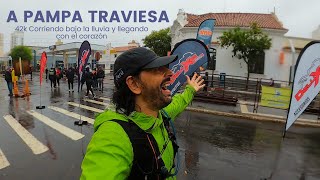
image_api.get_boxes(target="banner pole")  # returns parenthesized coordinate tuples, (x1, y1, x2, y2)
(40, 86, 41, 107)
(74, 41, 91, 126)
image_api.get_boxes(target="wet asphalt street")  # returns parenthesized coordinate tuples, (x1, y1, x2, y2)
(0, 75, 320, 180)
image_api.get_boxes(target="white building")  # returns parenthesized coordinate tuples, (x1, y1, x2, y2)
(10, 31, 24, 50)
(312, 25, 320, 40)
(35, 40, 139, 74)
(0, 33, 4, 57)
(99, 40, 140, 73)
(170, 10, 311, 82)
(38, 42, 105, 69)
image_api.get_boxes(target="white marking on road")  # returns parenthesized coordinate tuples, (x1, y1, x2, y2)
(26, 110, 84, 141)
(3, 115, 48, 155)
(83, 98, 109, 106)
(67, 102, 104, 113)
(99, 97, 110, 101)
(0, 148, 10, 170)
(48, 106, 94, 124)
(239, 100, 249, 113)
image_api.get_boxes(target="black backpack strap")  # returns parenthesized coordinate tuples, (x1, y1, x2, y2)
(161, 110, 179, 158)
(111, 120, 166, 180)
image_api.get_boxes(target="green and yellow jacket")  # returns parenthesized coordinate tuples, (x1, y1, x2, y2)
(81, 85, 196, 180)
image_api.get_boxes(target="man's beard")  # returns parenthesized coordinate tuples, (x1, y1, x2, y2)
(140, 81, 172, 111)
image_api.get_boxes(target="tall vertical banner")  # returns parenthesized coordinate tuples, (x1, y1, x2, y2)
(36, 51, 47, 109)
(285, 41, 320, 132)
(168, 39, 210, 95)
(196, 19, 216, 47)
(196, 19, 215, 70)
(77, 41, 92, 92)
(39, 52, 47, 85)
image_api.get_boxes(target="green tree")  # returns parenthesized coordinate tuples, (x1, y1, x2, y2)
(9, 46, 33, 61)
(143, 28, 171, 56)
(219, 23, 272, 85)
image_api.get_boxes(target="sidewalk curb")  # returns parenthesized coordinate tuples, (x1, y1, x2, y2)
(186, 107, 320, 128)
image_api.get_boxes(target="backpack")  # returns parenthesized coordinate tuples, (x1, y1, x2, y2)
(111, 111, 179, 179)
(4, 70, 12, 82)
(49, 69, 55, 75)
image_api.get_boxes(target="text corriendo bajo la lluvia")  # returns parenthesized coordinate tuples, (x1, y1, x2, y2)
(17, 25, 148, 33)
(15, 25, 149, 39)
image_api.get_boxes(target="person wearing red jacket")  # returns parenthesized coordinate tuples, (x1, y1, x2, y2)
(56, 67, 62, 87)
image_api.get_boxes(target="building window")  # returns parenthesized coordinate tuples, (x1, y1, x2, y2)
(249, 52, 265, 74)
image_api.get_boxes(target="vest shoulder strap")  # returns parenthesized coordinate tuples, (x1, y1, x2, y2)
(161, 110, 179, 157)
(111, 120, 166, 180)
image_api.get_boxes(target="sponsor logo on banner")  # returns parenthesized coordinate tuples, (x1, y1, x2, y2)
(292, 59, 320, 116)
(285, 41, 320, 131)
(196, 19, 215, 47)
(170, 52, 204, 84)
(77, 41, 91, 91)
(294, 59, 320, 101)
(198, 27, 213, 39)
(168, 39, 210, 95)
(79, 49, 90, 73)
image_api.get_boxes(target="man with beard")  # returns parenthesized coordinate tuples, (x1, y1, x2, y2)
(81, 47, 204, 180)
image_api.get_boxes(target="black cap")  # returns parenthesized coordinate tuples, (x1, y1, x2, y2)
(114, 47, 177, 85)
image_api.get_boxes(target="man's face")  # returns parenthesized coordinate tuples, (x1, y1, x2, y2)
(138, 66, 173, 110)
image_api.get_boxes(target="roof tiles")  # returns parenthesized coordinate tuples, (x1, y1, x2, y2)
(185, 13, 287, 30)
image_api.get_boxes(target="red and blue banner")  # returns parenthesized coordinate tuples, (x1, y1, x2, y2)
(39, 51, 47, 86)
(196, 19, 216, 48)
(196, 19, 215, 70)
(77, 41, 91, 92)
(168, 39, 210, 95)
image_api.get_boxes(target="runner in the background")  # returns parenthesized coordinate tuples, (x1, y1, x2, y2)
(48, 67, 56, 88)
(45, 68, 48, 81)
(83, 66, 95, 98)
(56, 67, 62, 87)
(97, 66, 105, 92)
(66, 67, 75, 92)
(4, 67, 13, 96)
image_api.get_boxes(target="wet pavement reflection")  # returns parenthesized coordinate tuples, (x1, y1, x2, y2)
(175, 112, 320, 180)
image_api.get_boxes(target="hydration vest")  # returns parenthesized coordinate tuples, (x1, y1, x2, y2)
(111, 111, 179, 180)
(49, 69, 55, 76)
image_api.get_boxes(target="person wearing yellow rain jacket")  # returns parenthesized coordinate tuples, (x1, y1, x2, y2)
(81, 47, 205, 180)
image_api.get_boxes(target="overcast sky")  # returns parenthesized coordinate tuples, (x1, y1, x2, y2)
(0, 0, 319, 53)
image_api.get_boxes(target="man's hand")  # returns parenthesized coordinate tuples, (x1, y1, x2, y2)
(186, 73, 205, 92)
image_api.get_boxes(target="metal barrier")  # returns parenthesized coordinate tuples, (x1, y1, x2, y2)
(194, 72, 320, 118)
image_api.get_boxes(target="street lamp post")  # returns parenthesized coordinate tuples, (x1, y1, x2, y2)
(33, 49, 36, 69)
